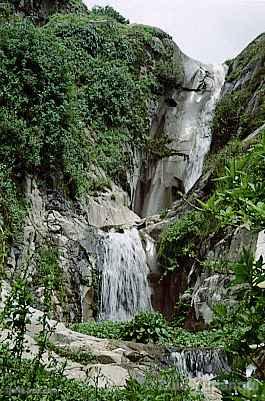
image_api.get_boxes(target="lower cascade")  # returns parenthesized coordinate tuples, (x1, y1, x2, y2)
(169, 348, 230, 378)
(98, 228, 152, 321)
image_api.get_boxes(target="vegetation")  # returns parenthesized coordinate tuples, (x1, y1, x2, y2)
(212, 250, 265, 372)
(0, 2, 184, 259)
(47, 341, 96, 364)
(212, 33, 265, 149)
(72, 312, 173, 344)
(159, 133, 265, 269)
(121, 311, 171, 343)
(0, 246, 204, 400)
(0, 350, 205, 401)
(157, 133, 265, 398)
(3, 0, 88, 21)
(89, 5, 129, 24)
(72, 319, 124, 340)
(72, 312, 237, 349)
(212, 250, 265, 399)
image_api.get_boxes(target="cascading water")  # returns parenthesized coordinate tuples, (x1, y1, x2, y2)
(137, 59, 227, 217)
(183, 63, 228, 192)
(97, 228, 152, 321)
(168, 348, 230, 378)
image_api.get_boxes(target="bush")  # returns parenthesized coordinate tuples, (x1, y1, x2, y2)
(90, 5, 129, 24)
(158, 210, 216, 271)
(121, 312, 171, 343)
(72, 313, 172, 344)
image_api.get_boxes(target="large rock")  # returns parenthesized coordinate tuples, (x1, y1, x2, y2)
(0, 304, 159, 388)
(190, 226, 261, 323)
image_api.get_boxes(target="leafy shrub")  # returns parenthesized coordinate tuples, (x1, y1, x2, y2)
(71, 314, 235, 349)
(219, 378, 265, 401)
(72, 313, 172, 344)
(0, 19, 90, 190)
(158, 210, 217, 270)
(206, 135, 265, 229)
(90, 5, 129, 24)
(121, 312, 172, 343)
(124, 368, 204, 401)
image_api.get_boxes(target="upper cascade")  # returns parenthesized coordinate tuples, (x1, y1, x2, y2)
(134, 57, 227, 217)
(182, 62, 228, 192)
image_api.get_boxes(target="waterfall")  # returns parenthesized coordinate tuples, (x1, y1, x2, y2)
(183, 63, 228, 192)
(169, 348, 230, 378)
(137, 60, 227, 217)
(98, 228, 152, 321)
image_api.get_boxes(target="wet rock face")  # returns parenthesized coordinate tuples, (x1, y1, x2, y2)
(150, 269, 188, 320)
(191, 273, 230, 324)
(188, 226, 261, 324)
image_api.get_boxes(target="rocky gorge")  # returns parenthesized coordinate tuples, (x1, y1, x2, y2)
(0, 1, 265, 400)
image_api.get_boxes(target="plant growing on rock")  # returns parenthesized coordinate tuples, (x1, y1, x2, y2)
(121, 312, 172, 343)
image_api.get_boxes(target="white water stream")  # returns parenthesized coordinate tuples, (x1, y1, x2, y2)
(98, 228, 152, 321)
(183, 63, 228, 192)
(169, 348, 230, 378)
(141, 61, 227, 217)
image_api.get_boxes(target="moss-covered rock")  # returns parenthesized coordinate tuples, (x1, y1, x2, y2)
(212, 33, 265, 150)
